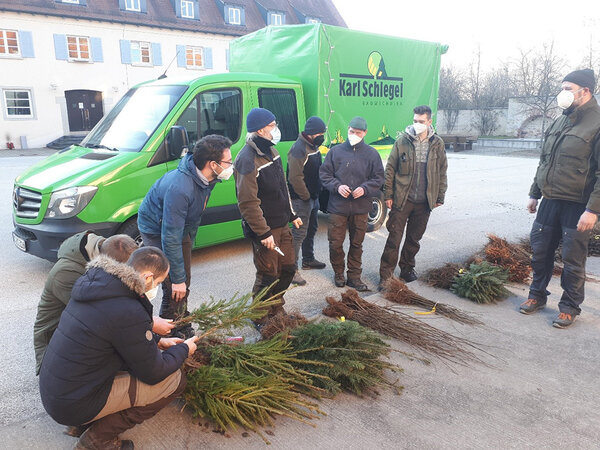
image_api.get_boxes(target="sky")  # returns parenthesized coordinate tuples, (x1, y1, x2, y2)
(331, 0, 599, 72)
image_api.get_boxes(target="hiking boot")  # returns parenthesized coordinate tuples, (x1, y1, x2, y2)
(519, 298, 545, 315)
(75, 428, 134, 450)
(334, 274, 345, 288)
(346, 278, 370, 292)
(302, 259, 326, 270)
(400, 269, 418, 283)
(171, 325, 195, 339)
(553, 312, 577, 329)
(64, 424, 91, 438)
(292, 271, 307, 286)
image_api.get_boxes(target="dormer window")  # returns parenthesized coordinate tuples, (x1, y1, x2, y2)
(228, 6, 241, 24)
(268, 11, 284, 25)
(181, 0, 194, 18)
(125, 0, 140, 11)
(56, 0, 86, 4)
(306, 17, 320, 24)
(61, 0, 80, 4)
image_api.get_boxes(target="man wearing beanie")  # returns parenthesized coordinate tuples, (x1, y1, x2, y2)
(234, 108, 302, 325)
(287, 116, 328, 286)
(320, 116, 385, 291)
(522, 68, 600, 328)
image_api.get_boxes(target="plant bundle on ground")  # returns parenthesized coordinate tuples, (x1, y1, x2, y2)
(289, 320, 402, 396)
(382, 277, 483, 326)
(322, 289, 487, 366)
(421, 263, 464, 289)
(484, 234, 531, 283)
(450, 262, 510, 304)
(184, 365, 324, 444)
(259, 311, 308, 340)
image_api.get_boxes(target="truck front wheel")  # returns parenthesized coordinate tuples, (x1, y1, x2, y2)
(367, 191, 387, 232)
(118, 217, 143, 247)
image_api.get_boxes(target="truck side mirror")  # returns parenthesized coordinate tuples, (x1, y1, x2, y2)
(166, 126, 189, 160)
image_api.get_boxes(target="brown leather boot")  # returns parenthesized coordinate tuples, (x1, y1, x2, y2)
(75, 425, 133, 450)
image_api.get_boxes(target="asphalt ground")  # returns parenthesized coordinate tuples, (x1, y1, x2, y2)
(1, 151, 599, 449)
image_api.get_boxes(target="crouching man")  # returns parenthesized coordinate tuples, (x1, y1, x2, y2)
(39, 247, 198, 449)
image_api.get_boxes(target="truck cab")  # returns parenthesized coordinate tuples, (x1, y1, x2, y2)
(13, 73, 306, 260)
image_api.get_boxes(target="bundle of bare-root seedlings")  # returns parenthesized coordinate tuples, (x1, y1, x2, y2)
(180, 285, 402, 444)
(483, 234, 532, 283)
(421, 263, 464, 289)
(259, 310, 308, 340)
(323, 289, 488, 367)
(382, 277, 483, 326)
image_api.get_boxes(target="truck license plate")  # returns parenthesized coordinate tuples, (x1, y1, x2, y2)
(12, 232, 27, 252)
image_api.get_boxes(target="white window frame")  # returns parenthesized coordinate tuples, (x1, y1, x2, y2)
(67, 35, 90, 62)
(62, 0, 80, 4)
(181, 0, 194, 18)
(125, 0, 141, 12)
(185, 46, 204, 69)
(306, 18, 320, 24)
(0, 29, 20, 58)
(228, 7, 241, 25)
(130, 41, 152, 66)
(270, 12, 283, 26)
(3, 88, 34, 119)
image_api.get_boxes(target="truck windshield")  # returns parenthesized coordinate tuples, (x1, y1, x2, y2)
(80, 85, 188, 152)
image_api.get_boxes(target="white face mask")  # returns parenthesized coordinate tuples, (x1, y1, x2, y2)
(413, 122, 428, 135)
(215, 163, 234, 181)
(270, 126, 281, 145)
(556, 88, 585, 110)
(145, 284, 159, 301)
(348, 133, 362, 146)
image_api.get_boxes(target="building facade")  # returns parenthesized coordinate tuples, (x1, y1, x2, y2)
(0, 0, 345, 149)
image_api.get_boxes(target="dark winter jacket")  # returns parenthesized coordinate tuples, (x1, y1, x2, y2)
(287, 133, 322, 201)
(33, 231, 105, 375)
(234, 135, 296, 240)
(319, 139, 384, 216)
(529, 96, 600, 212)
(138, 153, 217, 283)
(38, 255, 189, 426)
(384, 126, 448, 211)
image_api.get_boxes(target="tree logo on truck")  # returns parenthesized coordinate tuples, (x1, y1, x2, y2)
(339, 51, 403, 102)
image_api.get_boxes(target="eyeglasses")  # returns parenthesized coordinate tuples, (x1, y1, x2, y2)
(219, 160, 233, 166)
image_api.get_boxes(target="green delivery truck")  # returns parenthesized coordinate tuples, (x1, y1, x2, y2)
(12, 24, 446, 261)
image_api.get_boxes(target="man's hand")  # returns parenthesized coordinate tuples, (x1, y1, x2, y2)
(434, 203, 443, 209)
(152, 316, 174, 335)
(385, 199, 393, 209)
(352, 187, 365, 199)
(577, 211, 598, 232)
(261, 235, 275, 250)
(172, 282, 187, 302)
(338, 185, 352, 198)
(527, 198, 538, 214)
(292, 218, 303, 229)
(157, 337, 183, 350)
(184, 336, 199, 357)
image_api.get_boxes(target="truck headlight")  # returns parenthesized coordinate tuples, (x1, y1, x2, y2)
(45, 186, 98, 219)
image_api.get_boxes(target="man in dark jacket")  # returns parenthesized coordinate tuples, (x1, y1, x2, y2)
(138, 134, 232, 338)
(33, 232, 139, 375)
(287, 116, 328, 286)
(320, 116, 385, 291)
(39, 246, 198, 449)
(234, 108, 302, 323)
(379, 105, 448, 288)
(521, 69, 600, 328)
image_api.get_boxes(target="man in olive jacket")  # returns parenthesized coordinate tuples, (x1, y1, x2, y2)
(320, 116, 384, 291)
(521, 69, 600, 328)
(33, 232, 138, 375)
(379, 105, 447, 288)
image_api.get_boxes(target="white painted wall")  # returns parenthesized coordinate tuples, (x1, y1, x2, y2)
(0, 12, 233, 148)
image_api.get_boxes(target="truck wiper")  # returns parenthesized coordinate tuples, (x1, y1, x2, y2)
(85, 143, 119, 152)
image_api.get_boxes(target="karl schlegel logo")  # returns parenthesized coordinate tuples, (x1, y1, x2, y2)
(338, 51, 404, 102)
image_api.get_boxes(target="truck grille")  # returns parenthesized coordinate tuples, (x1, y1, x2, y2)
(13, 187, 42, 219)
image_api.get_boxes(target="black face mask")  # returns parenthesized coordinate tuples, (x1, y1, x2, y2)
(313, 135, 325, 147)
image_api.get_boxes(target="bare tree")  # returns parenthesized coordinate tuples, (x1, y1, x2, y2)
(510, 42, 566, 137)
(438, 66, 465, 133)
(473, 109, 500, 136)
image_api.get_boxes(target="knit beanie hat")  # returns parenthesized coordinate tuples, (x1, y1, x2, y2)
(246, 108, 276, 132)
(563, 69, 596, 91)
(349, 116, 368, 131)
(304, 116, 326, 135)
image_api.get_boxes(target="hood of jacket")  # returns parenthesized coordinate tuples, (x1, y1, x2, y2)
(404, 124, 435, 141)
(56, 231, 105, 265)
(178, 152, 217, 190)
(71, 254, 147, 304)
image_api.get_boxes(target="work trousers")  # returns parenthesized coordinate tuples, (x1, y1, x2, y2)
(141, 233, 192, 324)
(328, 213, 368, 280)
(379, 201, 431, 281)
(528, 198, 590, 315)
(251, 225, 295, 322)
(291, 198, 320, 266)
